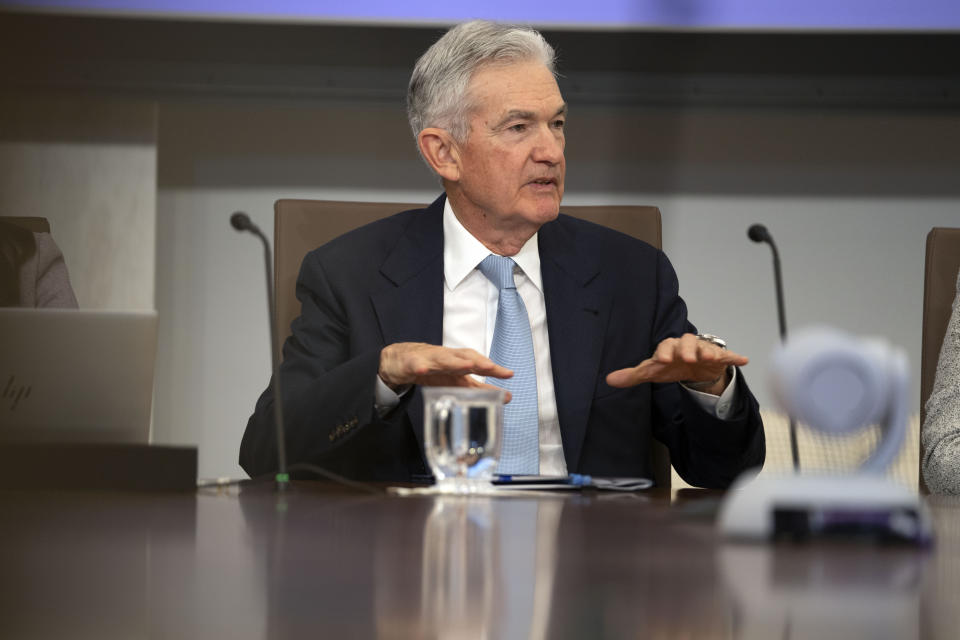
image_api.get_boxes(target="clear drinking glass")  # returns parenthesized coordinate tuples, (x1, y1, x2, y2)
(423, 387, 504, 493)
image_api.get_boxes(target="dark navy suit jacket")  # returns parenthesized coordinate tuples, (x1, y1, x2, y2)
(240, 195, 765, 487)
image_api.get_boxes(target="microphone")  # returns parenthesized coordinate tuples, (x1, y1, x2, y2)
(748, 223, 799, 471)
(231, 211, 289, 489)
(747, 223, 770, 244)
(747, 224, 786, 340)
(230, 211, 255, 232)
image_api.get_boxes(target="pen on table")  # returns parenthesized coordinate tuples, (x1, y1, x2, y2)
(493, 473, 593, 486)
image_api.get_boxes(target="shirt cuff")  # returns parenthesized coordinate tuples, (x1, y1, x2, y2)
(681, 366, 739, 419)
(374, 375, 411, 417)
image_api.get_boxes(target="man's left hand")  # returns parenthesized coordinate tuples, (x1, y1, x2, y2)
(605, 333, 748, 396)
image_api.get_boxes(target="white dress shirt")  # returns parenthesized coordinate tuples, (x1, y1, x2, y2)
(376, 198, 738, 475)
(439, 199, 568, 475)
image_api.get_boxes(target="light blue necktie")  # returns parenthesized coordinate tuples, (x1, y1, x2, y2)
(478, 255, 539, 475)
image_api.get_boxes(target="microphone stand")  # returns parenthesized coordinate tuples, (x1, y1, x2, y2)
(231, 212, 289, 490)
(748, 224, 799, 471)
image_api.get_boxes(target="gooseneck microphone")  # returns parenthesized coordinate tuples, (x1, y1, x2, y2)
(231, 211, 289, 489)
(747, 224, 787, 342)
(748, 223, 799, 471)
(229, 211, 254, 233)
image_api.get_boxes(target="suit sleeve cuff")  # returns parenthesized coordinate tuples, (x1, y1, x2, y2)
(374, 375, 412, 417)
(681, 366, 739, 419)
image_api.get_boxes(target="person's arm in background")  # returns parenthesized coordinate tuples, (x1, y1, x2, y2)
(30, 232, 79, 308)
(1, 222, 77, 309)
(922, 269, 960, 494)
(0, 221, 31, 306)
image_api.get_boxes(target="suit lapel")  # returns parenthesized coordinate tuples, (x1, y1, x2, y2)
(371, 196, 445, 454)
(539, 216, 608, 472)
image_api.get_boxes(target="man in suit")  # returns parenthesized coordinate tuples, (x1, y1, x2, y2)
(240, 20, 764, 487)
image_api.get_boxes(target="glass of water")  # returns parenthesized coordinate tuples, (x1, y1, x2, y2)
(423, 387, 504, 493)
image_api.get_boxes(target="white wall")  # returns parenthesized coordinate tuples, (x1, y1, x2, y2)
(154, 98, 959, 480)
(0, 95, 157, 310)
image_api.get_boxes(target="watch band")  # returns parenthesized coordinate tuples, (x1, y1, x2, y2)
(684, 334, 729, 391)
(696, 333, 727, 349)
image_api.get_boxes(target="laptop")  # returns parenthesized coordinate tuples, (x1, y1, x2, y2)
(0, 308, 158, 444)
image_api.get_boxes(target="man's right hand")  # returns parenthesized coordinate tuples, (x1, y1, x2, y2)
(378, 343, 513, 399)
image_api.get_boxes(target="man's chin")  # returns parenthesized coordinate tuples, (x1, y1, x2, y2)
(525, 193, 562, 222)
(540, 201, 562, 223)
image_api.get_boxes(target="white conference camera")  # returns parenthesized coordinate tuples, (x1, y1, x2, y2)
(718, 326, 931, 545)
(769, 326, 909, 473)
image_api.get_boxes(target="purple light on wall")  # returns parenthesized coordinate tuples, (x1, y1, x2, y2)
(2, 0, 959, 31)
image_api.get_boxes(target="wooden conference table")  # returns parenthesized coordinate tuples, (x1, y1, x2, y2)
(1, 482, 959, 639)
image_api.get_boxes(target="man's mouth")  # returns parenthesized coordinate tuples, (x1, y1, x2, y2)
(529, 178, 557, 186)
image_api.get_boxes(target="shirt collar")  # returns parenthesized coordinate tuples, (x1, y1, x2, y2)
(443, 197, 543, 292)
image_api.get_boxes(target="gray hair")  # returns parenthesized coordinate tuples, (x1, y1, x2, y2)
(407, 20, 557, 146)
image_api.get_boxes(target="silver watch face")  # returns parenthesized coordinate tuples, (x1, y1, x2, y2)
(697, 333, 727, 349)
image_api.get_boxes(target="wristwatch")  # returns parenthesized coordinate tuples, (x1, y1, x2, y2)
(684, 333, 729, 391)
(696, 333, 727, 350)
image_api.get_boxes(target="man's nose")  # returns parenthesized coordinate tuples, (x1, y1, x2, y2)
(532, 125, 564, 164)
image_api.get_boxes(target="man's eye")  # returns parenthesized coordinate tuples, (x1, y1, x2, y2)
(552, 119, 565, 129)
(509, 123, 527, 133)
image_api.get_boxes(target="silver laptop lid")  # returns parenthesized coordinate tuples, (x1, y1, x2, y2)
(0, 308, 158, 444)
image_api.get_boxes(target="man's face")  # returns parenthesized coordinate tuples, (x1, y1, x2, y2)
(450, 60, 566, 243)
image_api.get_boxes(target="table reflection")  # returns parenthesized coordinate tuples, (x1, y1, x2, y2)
(374, 496, 564, 639)
(719, 543, 926, 640)
(0, 490, 199, 639)
(4, 486, 960, 639)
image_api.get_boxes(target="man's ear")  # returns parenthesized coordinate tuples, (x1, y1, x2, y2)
(417, 128, 461, 182)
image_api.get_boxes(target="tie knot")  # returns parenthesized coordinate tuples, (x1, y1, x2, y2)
(478, 255, 518, 291)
